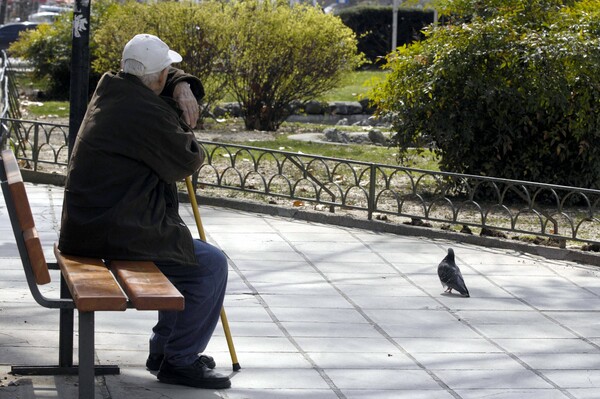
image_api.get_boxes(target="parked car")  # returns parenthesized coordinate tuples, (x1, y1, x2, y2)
(28, 11, 61, 23)
(0, 22, 40, 51)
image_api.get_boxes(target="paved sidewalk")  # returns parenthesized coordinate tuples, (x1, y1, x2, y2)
(1, 183, 600, 399)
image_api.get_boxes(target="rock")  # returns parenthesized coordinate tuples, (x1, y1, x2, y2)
(213, 102, 242, 117)
(582, 243, 600, 252)
(359, 98, 376, 114)
(480, 227, 508, 238)
(403, 218, 432, 227)
(349, 134, 370, 144)
(335, 118, 349, 126)
(304, 100, 324, 115)
(368, 129, 387, 145)
(324, 128, 349, 143)
(460, 225, 473, 234)
(328, 101, 363, 115)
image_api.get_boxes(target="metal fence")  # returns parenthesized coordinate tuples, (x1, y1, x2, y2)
(3, 117, 600, 245)
(0, 51, 26, 149)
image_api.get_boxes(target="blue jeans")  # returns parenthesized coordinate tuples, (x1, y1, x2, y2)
(151, 239, 228, 367)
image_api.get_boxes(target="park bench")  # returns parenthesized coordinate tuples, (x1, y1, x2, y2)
(0, 149, 185, 399)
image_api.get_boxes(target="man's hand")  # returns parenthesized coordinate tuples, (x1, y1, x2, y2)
(173, 82, 199, 129)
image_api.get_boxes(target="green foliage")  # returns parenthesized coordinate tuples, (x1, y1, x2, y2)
(370, 0, 600, 188)
(336, 5, 436, 66)
(10, 0, 116, 99)
(10, 16, 75, 99)
(13, 0, 362, 132)
(219, 0, 364, 131)
(92, 0, 228, 118)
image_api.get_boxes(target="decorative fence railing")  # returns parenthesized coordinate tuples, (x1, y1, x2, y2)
(0, 51, 26, 149)
(3, 117, 600, 246)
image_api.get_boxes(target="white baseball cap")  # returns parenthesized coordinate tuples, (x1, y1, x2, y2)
(122, 34, 182, 76)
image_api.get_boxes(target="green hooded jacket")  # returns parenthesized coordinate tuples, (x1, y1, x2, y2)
(58, 69, 204, 266)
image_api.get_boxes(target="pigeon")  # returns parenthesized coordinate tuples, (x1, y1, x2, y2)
(437, 248, 470, 297)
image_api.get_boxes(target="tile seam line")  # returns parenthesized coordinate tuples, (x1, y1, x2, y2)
(450, 250, 600, 354)
(197, 222, 346, 399)
(222, 254, 346, 399)
(261, 218, 463, 399)
(357, 233, 579, 399)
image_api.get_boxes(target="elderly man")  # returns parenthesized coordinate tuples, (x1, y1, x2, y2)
(58, 34, 230, 389)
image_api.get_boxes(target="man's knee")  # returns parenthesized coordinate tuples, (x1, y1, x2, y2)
(194, 240, 228, 278)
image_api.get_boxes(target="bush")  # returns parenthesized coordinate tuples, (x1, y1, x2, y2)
(10, 15, 79, 99)
(9, 0, 115, 99)
(92, 1, 228, 119)
(370, 0, 600, 188)
(12, 0, 363, 131)
(336, 5, 436, 66)
(219, 0, 364, 131)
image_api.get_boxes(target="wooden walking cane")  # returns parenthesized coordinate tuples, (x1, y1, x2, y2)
(185, 176, 241, 371)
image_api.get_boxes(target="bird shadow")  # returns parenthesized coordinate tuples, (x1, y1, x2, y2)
(440, 291, 469, 298)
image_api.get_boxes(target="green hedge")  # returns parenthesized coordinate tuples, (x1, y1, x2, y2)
(370, 0, 600, 189)
(336, 5, 435, 66)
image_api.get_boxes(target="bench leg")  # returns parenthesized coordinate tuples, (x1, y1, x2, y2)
(59, 276, 74, 367)
(79, 311, 95, 399)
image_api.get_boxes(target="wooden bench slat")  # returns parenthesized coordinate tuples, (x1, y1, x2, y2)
(110, 260, 184, 311)
(23, 227, 51, 285)
(54, 246, 127, 312)
(2, 150, 51, 285)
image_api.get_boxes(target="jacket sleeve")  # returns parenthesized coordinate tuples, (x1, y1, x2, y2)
(139, 115, 205, 183)
(161, 67, 205, 101)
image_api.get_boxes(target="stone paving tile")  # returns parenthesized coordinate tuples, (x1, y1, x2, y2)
(381, 322, 482, 339)
(397, 337, 504, 354)
(2, 183, 600, 399)
(473, 322, 579, 339)
(293, 337, 400, 354)
(279, 321, 380, 338)
(224, 388, 339, 399)
(411, 353, 524, 370)
(229, 368, 332, 389)
(349, 295, 442, 310)
(342, 390, 457, 399)
(494, 338, 599, 354)
(325, 368, 442, 390)
(566, 388, 600, 399)
(518, 353, 600, 370)
(434, 369, 553, 389)
(250, 281, 342, 296)
(454, 389, 572, 399)
(231, 260, 315, 272)
(542, 370, 600, 389)
(268, 307, 368, 324)
(306, 352, 416, 369)
(256, 293, 352, 309)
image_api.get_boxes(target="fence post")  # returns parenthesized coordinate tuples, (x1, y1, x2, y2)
(32, 123, 39, 172)
(368, 164, 376, 220)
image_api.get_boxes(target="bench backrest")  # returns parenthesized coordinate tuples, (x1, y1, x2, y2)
(1, 149, 51, 285)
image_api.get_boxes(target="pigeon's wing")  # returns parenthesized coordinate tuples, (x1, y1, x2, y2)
(447, 268, 470, 297)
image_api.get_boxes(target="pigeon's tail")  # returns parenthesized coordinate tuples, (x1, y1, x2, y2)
(456, 278, 470, 297)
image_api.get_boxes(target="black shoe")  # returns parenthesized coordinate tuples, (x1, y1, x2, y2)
(157, 358, 231, 389)
(146, 353, 216, 371)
